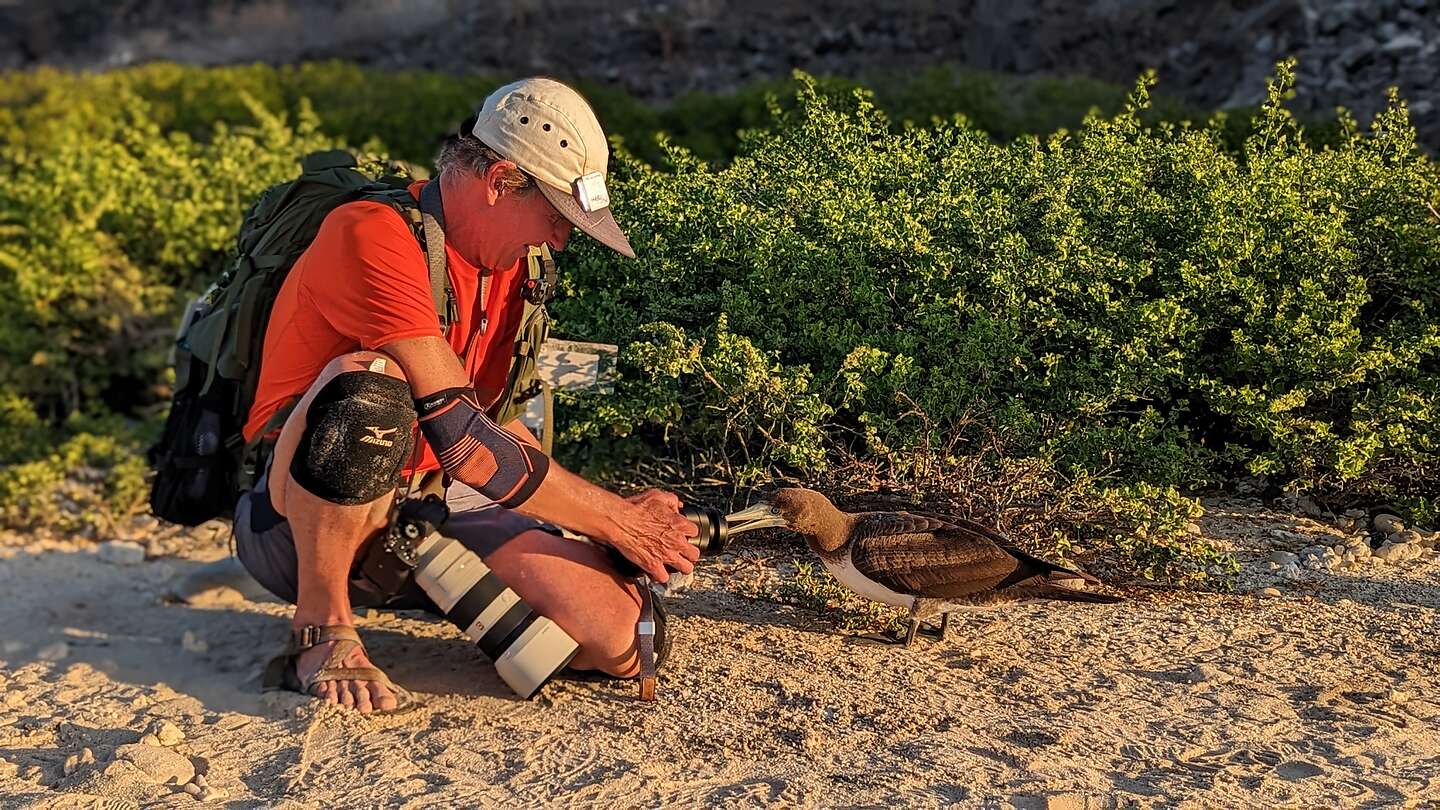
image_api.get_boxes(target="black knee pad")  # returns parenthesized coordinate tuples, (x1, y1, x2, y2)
(291, 370, 414, 505)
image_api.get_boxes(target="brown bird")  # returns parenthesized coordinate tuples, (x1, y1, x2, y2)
(728, 487, 1122, 645)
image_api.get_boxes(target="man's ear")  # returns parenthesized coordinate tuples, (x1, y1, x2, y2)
(481, 159, 520, 205)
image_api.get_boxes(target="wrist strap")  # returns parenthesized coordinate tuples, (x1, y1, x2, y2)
(636, 575, 657, 701)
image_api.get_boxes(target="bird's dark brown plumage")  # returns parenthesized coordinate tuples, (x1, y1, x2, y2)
(846, 510, 1107, 601)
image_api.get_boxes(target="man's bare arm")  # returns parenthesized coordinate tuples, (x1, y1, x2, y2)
(503, 417, 542, 450)
(380, 336, 698, 581)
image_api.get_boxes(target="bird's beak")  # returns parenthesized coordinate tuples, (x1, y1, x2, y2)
(725, 501, 788, 535)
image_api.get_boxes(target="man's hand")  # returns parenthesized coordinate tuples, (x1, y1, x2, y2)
(601, 489, 700, 583)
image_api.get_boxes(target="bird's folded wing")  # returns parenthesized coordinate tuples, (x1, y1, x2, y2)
(851, 527, 1019, 598)
(850, 511, 954, 540)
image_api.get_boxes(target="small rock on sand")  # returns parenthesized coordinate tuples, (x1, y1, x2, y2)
(1268, 550, 1298, 566)
(1372, 514, 1405, 536)
(184, 782, 202, 796)
(114, 742, 195, 785)
(97, 540, 147, 566)
(1374, 541, 1411, 563)
(1259, 587, 1282, 598)
(147, 718, 185, 747)
(1186, 664, 1227, 683)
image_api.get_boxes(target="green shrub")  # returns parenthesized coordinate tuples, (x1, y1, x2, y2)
(0, 84, 338, 419)
(552, 63, 1439, 576)
(0, 429, 149, 533)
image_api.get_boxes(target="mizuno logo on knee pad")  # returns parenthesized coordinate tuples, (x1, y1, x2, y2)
(361, 426, 399, 447)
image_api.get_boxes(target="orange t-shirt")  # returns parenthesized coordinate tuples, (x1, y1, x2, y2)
(243, 181, 527, 474)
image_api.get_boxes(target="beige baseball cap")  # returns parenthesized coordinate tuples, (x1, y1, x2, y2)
(470, 77, 635, 259)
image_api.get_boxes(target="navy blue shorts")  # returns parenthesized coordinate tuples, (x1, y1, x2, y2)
(233, 474, 560, 611)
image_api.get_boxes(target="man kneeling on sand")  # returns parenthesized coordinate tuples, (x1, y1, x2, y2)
(232, 78, 699, 712)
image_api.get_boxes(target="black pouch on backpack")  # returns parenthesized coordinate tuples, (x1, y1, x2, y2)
(147, 353, 243, 526)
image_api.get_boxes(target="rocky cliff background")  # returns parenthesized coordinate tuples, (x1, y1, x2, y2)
(4, 0, 1436, 145)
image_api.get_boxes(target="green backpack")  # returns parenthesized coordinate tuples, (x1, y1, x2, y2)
(147, 149, 554, 526)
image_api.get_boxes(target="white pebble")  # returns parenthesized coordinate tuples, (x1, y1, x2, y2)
(1259, 587, 1282, 598)
(183, 782, 202, 797)
(97, 540, 146, 566)
(139, 733, 161, 747)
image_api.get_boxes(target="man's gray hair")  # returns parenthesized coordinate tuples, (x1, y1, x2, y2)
(436, 134, 535, 195)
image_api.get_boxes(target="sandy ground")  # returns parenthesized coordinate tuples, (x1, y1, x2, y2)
(1, 498, 1438, 808)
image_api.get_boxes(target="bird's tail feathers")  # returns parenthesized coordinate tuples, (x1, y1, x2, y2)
(1004, 545, 1103, 586)
(1025, 584, 1124, 604)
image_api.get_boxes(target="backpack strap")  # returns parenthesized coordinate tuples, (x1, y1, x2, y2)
(417, 180, 456, 336)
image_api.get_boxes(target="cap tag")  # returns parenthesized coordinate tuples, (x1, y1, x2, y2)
(573, 171, 610, 213)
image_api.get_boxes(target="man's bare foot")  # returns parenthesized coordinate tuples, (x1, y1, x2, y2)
(295, 637, 399, 714)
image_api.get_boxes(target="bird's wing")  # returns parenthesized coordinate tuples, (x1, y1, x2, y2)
(850, 522, 1021, 598)
(849, 510, 955, 540)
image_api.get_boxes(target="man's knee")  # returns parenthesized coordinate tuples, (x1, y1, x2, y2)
(290, 357, 415, 505)
(489, 532, 647, 677)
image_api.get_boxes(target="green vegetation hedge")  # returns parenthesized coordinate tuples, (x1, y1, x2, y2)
(0, 59, 1434, 585)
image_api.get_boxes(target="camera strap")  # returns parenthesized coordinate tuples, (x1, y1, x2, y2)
(636, 575, 657, 701)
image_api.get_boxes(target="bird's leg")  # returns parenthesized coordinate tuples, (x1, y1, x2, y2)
(936, 612, 951, 640)
(908, 598, 948, 644)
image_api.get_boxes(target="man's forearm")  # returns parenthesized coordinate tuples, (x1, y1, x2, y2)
(507, 460, 629, 543)
(496, 417, 629, 540)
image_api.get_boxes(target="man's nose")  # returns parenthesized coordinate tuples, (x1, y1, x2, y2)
(550, 223, 573, 252)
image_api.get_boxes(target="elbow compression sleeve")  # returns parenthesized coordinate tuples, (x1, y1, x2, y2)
(415, 387, 550, 508)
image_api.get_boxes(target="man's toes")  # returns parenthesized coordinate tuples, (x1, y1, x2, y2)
(354, 684, 374, 714)
(313, 681, 337, 704)
(337, 681, 355, 709)
(369, 682, 397, 712)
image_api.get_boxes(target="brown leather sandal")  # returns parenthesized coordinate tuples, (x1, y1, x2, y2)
(262, 624, 416, 713)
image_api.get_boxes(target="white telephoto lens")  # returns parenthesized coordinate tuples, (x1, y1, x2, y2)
(411, 532, 578, 698)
